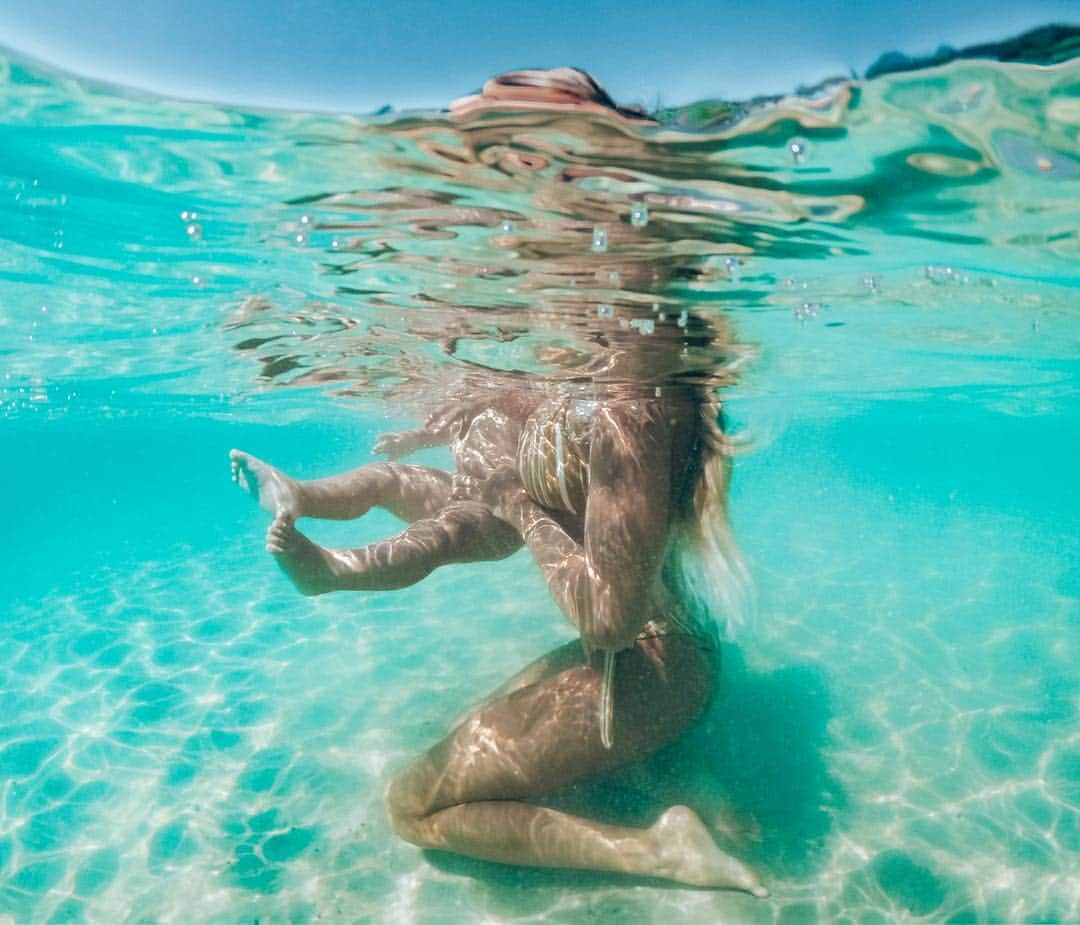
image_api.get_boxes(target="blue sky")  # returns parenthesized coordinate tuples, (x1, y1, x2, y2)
(0, 0, 1074, 112)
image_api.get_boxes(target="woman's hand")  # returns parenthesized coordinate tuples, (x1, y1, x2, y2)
(473, 464, 528, 516)
(580, 601, 644, 654)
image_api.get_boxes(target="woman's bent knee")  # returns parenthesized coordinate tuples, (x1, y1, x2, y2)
(384, 764, 431, 846)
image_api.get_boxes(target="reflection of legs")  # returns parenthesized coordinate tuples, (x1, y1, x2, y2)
(231, 449, 452, 523)
(386, 638, 766, 894)
(267, 501, 523, 596)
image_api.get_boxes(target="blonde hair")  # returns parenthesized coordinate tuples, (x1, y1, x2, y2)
(664, 391, 754, 643)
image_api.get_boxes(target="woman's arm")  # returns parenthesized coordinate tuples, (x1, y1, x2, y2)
(498, 488, 591, 632)
(582, 401, 673, 651)
(497, 399, 675, 653)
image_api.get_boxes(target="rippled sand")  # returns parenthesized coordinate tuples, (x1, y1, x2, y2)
(2, 398, 1077, 924)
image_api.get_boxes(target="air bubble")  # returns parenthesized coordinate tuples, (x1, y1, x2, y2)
(186, 223, 202, 241)
(629, 318, 655, 335)
(925, 265, 966, 284)
(861, 273, 881, 293)
(180, 210, 198, 222)
(295, 232, 308, 246)
(500, 220, 515, 233)
(299, 214, 312, 226)
(331, 239, 341, 250)
(597, 304, 615, 319)
(591, 227, 608, 253)
(788, 138, 809, 164)
(630, 203, 649, 227)
(794, 301, 822, 321)
(677, 310, 688, 328)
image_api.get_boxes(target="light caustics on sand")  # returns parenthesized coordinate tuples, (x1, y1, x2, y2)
(0, 26, 1078, 925)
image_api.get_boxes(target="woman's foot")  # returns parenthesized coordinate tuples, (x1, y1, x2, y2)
(649, 806, 768, 896)
(266, 515, 338, 595)
(230, 449, 301, 518)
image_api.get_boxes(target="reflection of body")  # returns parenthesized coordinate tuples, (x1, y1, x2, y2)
(231, 375, 762, 894)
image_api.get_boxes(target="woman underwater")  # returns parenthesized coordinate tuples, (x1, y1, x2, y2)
(229, 69, 766, 896)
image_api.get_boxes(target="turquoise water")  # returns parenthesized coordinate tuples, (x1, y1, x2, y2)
(2, 41, 1079, 923)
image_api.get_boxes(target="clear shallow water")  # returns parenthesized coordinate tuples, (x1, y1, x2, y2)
(1, 38, 1079, 924)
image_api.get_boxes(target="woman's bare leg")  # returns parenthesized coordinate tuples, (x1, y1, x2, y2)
(266, 501, 523, 596)
(385, 638, 766, 894)
(231, 450, 452, 523)
(448, 640, 584, 732)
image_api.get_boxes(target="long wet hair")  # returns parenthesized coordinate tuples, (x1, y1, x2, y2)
(663, 319, 754, 644)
